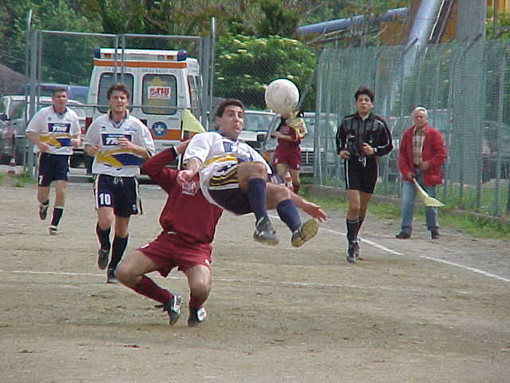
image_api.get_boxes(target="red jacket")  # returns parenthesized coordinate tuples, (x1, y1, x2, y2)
(398, 124, 447, 186)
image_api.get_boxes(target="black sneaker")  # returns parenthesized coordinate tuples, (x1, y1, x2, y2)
(106, 268, 117, 284)
(346, 241, 358, 263)
(253, 217, 278, 245)
(163, 294, 182, 326)
(39, 204, 49, 220)
(396, 231, 411, 239)
(188, 307, 207, 327)
(291, 219, 319, 247)
(48, 225, 58, 235)
(97, 248, 109, 270)
(431, 230, 440, 239)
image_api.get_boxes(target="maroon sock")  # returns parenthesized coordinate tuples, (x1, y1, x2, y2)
(189, 294, 206, 311)
(132, 275, 172, 304)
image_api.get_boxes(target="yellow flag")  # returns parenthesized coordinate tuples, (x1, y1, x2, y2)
(182, 109, 205, 133)
(413, 178, 445, 207)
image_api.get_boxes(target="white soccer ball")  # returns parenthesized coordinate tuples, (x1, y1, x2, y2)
(264, 79, 299, 116)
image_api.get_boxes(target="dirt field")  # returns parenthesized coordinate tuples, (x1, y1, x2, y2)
(1, 172, 509, 383)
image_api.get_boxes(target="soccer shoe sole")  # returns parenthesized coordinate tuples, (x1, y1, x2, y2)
(97, 249, 109, 270)
(291, 219, 319, 248)
(39, 205, 49, 220)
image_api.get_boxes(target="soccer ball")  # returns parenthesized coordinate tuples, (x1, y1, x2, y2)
(264, 79, 299, 116)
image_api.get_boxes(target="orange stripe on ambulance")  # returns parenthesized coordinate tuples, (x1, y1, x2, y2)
(86, 48, 203, 153)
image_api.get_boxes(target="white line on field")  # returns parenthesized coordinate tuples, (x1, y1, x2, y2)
(319, 227, 510, 282)
(0, 269, 441, 293)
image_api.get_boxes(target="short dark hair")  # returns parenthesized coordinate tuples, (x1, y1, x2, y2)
(107, 83, 130, 100)
(215, 98, 245, 118)
(354, 86, 374, 102)
(52, 87, 68, 96)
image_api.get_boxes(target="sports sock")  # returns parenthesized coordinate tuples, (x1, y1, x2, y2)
(276, 199, 301, 232)
(96, 224, 111, 251)
(50, 206, 63, 227)
(346, 218, 360, 243)
(132, 275, 172, 304)
(247, 178, 268, 222)
(109, 234, 129, 270)
(189, 294, 207, 311)
(355, 216, 365, 238)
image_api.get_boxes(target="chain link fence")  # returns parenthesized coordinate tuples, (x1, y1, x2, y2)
(314, 39, 510, 217)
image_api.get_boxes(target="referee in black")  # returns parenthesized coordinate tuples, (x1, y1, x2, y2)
(335, 86, 393, 263)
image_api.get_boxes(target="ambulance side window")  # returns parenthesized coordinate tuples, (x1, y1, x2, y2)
(97, 73, 134, 113)
(142, 75, 177, 115)
(187, 75, 200, 114)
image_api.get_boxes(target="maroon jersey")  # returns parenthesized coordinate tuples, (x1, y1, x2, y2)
(142, 148, 223, 245)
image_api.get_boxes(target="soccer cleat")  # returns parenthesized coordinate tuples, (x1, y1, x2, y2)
(253, 217, 279, 245)
(187, 307, 207, 327)
(97, 248, 109, 270)
(48, 225, 58, 235)
(163, 294, 182, 326)
(346, 241, 358, 263)
(431, 230, 440, 240)
(39, 204, 49, 220)
(106, 268, 117, 284)
(396, 231, 411, 239)
(291, 219, 319, 248)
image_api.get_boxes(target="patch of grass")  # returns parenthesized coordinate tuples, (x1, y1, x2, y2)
(0, 172, 36, 187)
(300, 184, 510, 240)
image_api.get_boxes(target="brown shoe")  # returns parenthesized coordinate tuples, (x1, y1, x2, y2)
(431, 230, 440, 240)
(396, 231, 411, 239)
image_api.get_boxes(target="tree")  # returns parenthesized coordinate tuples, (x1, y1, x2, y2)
(214, 34, 317, 110)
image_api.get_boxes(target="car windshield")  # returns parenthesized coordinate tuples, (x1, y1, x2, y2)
(243, 111, 275, 132)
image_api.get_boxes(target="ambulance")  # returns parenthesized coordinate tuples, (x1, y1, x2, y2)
(85, 48, 205, 154)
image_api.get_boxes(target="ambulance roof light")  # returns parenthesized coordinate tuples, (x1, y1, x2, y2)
(177, 50, 187, 61)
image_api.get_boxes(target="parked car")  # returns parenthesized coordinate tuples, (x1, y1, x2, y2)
(261, 112, 338, 175)
(0, 95, 86, 165)
(237, 109, 277, 152)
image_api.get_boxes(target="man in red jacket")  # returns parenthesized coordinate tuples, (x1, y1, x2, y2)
(396, 107, 447, 240)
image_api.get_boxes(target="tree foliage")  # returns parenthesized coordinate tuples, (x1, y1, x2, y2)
(215, 34, 316, 109)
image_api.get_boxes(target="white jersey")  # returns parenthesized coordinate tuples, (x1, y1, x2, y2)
(183, 131, 272, 206)
(84, 113, 155, 177)
(25, 105, 80, 155)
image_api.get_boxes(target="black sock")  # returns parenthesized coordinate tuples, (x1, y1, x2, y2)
(109, 235, 129, 270)
(247, 178, 268, 222)
(276, 199, 301, 232)
(346, 218, 359, 243)
(96, 224, 111, 251)
(355, 216, 365, 238)
(50, 207, 63, 227)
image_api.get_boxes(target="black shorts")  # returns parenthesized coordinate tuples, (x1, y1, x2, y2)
(344, 157, 378, 194)
(37, 153, 70, 187)
(208, 188, 252, 215)
(94, 174, 140, 217)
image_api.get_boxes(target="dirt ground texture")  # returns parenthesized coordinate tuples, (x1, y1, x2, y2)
(0, 172, 509, 383)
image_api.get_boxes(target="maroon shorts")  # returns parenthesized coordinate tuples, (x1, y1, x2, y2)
(273, 147, 301, 170)
(137, 231, 212, 276)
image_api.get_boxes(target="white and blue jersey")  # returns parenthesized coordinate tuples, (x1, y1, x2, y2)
(84, 113, 155, 177)
(183, 131, 272, 206)
(25, 106, 80, 155)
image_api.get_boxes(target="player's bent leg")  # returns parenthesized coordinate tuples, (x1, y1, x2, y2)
(185, 265, 211, 327)
(117, 250, 181, 325)
(116, 250, 159, 287)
